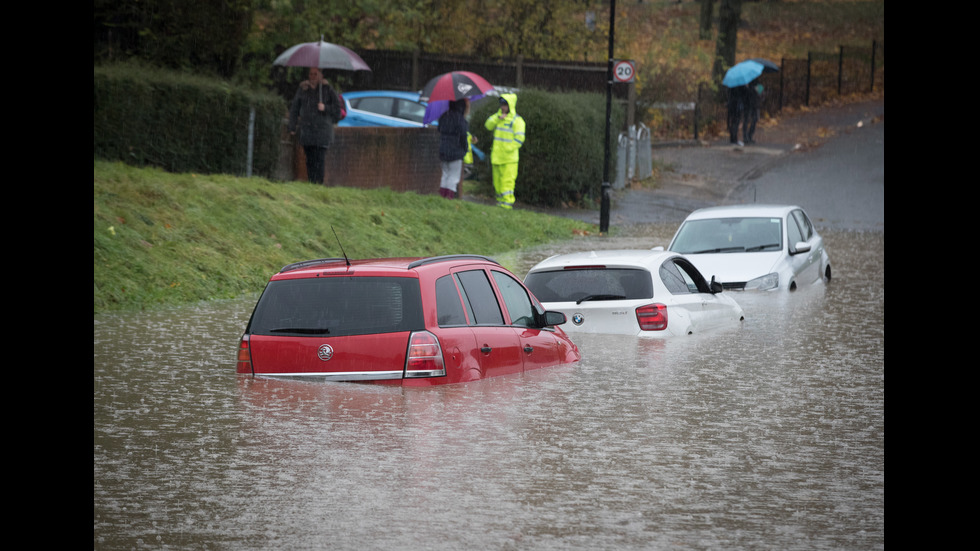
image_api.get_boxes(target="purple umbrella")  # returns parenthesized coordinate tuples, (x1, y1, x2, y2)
(423, 96, 489, 125)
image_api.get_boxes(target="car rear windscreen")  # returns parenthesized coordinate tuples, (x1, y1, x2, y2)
(247, 277, 424, 337)
(524, 268, 653, 302)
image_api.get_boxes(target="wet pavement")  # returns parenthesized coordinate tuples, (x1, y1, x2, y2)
(536, 97, 885, 229)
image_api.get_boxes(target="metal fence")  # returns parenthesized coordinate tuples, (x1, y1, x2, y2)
(355, 51, 623, 98)
(271, 50, 628, 104)
(272, 41, 882, 144)
(690, 40, 884, 141)
(616, 124, 653, 188)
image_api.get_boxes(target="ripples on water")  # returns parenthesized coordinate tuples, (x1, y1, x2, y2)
(94, 227, 883, 550)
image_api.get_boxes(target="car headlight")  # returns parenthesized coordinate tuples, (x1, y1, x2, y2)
(745, 272, 779, 291)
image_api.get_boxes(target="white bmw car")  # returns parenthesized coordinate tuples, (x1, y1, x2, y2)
(524, 250, 744, 337)
(667, 204, 832, 292)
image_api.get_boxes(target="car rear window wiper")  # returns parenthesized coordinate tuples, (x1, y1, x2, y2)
(576, 294, 626, 305)
(269, 327, 331, 334)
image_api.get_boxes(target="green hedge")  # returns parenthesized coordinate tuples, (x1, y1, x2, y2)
(470, 89, 625, 208)
(94, 63, 285, 178)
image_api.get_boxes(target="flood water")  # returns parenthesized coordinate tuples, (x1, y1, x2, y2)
(94, 225, 884, 550)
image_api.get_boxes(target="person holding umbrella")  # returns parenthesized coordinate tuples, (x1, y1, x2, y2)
(288, 67, 344, 184)
(437, 99, 469, 199)
(484, 94, 525, 210)
(722, 60, 774, 146)
(420, 71, 496, 199)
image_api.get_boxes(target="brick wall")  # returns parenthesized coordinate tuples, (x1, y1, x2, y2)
(290, 126, 442, 194)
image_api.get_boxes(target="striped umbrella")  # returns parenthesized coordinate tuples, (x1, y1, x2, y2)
(420, 71, 494, 102)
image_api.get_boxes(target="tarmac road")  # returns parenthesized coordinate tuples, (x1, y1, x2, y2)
(550, 98, 884, 232)
(730, 112, 884, 231)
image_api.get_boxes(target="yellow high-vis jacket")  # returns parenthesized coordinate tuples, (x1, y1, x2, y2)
(484, 93, 525, 165)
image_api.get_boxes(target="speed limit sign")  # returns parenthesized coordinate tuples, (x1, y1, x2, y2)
(613, 60, 636, 83)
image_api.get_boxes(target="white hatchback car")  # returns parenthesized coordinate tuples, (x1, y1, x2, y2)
(524, 250, 744, 337)
(667, 204, 832, 291)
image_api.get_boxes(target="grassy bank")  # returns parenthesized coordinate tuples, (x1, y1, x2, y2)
(94, 161, 596, 314)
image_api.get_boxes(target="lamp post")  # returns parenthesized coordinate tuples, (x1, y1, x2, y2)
(600, 0, 616, 234)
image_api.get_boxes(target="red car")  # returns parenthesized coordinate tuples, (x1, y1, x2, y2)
(237, 255, 580, 385)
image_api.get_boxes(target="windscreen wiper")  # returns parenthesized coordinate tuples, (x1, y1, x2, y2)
(269, 327, 331, 334)
(576, 294, 626, 305)
(690, 246, 745, 254)
(744, 243, 780, 252)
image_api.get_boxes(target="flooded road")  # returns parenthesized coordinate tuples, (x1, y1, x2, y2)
(94, 226, 883, 550)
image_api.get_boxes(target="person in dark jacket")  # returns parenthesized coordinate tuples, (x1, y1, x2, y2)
(437, 99, 469, 199)
(288, 67, 343, 184)
(727, 84, 750, 146)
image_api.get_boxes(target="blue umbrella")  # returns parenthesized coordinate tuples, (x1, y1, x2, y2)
(722, 60, 765, 87)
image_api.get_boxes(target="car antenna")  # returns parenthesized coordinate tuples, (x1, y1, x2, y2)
(332, 226, 351, 267)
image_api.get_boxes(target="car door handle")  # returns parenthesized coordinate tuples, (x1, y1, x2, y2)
(480, 346, 492, 354)
(524, 345, 534, 354)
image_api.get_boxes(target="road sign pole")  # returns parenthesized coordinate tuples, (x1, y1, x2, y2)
(601, 0, 616, 234)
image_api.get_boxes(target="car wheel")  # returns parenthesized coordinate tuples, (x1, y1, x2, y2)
(824, 264, 832, 282)
(789, 280, 797, 291)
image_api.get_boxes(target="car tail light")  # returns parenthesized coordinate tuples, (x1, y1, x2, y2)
(236, 335, 253, 374)
(405, 331, 447, 378)
(636, 304, 668, 331)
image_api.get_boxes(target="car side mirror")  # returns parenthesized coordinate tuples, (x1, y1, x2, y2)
(790, 242, 811, 255)
(543, 310, 567, 327)
(709, 276, 723, 294)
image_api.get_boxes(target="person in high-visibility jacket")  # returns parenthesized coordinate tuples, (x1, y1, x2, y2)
(484, 94, 525, 209)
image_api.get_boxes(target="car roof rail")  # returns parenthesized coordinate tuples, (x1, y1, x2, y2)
(407, 254, 499, 269)
(279, 258, 349, 273)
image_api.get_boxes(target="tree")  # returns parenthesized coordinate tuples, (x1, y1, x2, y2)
(94, 0, 253, 78)
(711, 0, 742, 85)
(699, 0, 714, 40)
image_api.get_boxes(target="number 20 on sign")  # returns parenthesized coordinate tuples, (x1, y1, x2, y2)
(614, 60, 636, 83)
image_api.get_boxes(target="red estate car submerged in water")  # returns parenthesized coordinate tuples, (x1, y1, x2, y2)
(237, 255, 580, 386)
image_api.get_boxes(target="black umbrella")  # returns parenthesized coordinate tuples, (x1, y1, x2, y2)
(748, 58, 780, 73)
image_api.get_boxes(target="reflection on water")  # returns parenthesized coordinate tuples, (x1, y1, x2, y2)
(94, 227, 883, 550)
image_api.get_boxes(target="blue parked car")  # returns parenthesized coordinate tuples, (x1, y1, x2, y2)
(338, 90, 429, 128)
(337, 89, 486, 162)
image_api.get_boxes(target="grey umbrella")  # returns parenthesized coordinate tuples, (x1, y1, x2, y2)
(273, 37, 371, 71)
(273, 37, 371, 102)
